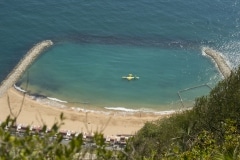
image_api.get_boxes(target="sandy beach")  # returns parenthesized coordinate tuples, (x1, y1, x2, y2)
(0, 40, 167, 136)
(0, 40, 230, 136)
(0, 87, 165, 136)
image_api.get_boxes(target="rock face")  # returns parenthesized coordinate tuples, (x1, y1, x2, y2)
(0, 40, 53, 97)
(203, 47, 231, 79)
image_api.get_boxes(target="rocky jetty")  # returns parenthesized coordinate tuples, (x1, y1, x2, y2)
(203, 47, 231, 78)
(0, 40, 53, 97)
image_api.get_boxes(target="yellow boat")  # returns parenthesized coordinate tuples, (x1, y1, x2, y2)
(122, 74, 139, 81)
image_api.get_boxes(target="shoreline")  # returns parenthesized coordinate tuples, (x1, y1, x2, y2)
(13, 84, 178, 115)
(202, 47, 231, 78)
(0, 41, 232, 135)
(0, 87, 168, 136)
(0, 40, 53, 97)
(14, 83, 177, 116)
(0, 40, 173, 135)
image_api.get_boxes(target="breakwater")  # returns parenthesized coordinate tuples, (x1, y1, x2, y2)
(0, 40, 53, 97)
(203, 47, 231, 79)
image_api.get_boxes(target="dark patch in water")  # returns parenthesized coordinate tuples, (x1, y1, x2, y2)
(33, 81, 60, 93)
(53, 33, 214, 50)
(29, 93, 47, 99)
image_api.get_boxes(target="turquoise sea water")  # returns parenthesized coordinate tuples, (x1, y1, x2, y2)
(1, 1, 240, 112)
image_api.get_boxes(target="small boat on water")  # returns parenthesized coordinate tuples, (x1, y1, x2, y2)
(122, 74, 139, 81)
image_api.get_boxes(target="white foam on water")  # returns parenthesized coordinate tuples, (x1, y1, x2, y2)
(219, 40, 240, 69)
(201, 46, 232, 79)
(47, 97, 68, 103)
(32, 97, 66, 109)
(105, 107, 139, 112)
(104, 106, 177, 115)
(0, 40, 53, 97)
(14, 84, 27, 93)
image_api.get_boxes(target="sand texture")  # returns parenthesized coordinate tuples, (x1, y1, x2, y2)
(0, 40, 169, 136)
(0, 88, 164, 136)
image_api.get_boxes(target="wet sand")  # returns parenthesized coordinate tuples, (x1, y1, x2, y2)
(0, 40, 169, 136)
(0, 87, 165, 136)
(2, 42, 232, 136)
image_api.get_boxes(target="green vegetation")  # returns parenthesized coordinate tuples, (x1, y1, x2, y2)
(0, 114, 84, 160)
(0, 113, 123, 160)
(124, 66, 240, 159)
(1, 67, 240, 159)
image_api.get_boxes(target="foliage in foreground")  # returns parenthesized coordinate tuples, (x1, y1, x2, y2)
(0, 113, 119, 160)
(2, 67, 240, 159)
(124, 67, 240, 159)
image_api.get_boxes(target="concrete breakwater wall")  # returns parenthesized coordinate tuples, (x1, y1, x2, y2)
(0, 40, 53, 97)
(203, 47, 231, 79)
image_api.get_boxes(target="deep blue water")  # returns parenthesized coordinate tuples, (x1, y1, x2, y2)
(1, 1, 240, 111)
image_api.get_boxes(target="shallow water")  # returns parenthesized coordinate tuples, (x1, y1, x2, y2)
(17, 42, 217, 111)
(1, 0, 240, 111)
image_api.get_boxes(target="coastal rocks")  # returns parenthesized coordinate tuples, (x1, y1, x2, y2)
(203, 47, 231, 79)
(0, 40, 53, 97)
